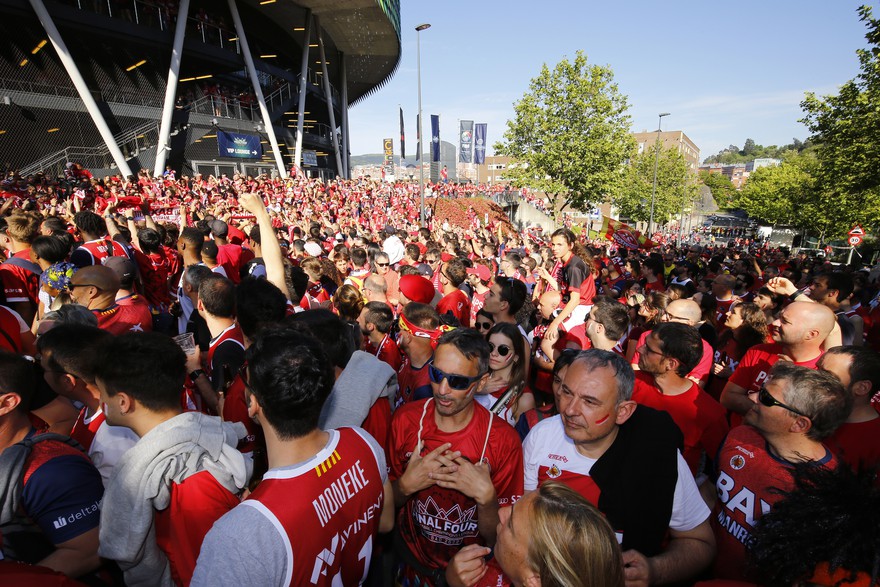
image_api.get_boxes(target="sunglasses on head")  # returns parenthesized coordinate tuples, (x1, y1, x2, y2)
(428, 363, 484, 390)
(488, 342, 511, 357)
(475, 321, 493, 330)
(756, 386, 809, 418)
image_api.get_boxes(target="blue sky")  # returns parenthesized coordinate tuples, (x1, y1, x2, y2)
(348, 0, 871, 161)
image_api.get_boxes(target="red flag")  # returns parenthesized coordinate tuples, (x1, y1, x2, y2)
(599, 216, 655, 249)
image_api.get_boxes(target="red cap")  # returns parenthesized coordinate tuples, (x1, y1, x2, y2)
(399, 275, 436, 305)
(466, 265, 491, 282)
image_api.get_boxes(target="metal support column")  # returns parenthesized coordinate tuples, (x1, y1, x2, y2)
(227, 0, 286, 178)
(340, 52, 349, 178)
(293, 11, 311, 171)
(154, 0, 190, 176)
(314, 15, 344, 177)
(29, 0, 133, 177)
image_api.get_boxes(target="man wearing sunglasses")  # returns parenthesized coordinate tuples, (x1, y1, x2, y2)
(389, 329, 524, 587)
(712, 362, 849, 582)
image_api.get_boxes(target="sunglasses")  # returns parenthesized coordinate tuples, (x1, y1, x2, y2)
(376, 262, 389, 267)
(428, 363, 484, 391)
(475, 321, 493, 330)
(488, 342, 511, 357)
(755, 386, 809, 418)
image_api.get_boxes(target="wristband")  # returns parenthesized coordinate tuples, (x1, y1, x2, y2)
(788, 289, 804, 303)
(189, 369, 205, 381)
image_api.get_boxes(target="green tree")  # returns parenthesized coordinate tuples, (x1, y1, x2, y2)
(800, 5, 880, 236)
(613, 143, 699, 225)
(735, 155, 816, 228)
(699, 171, 736, 207)
(494, 51, 635, 219)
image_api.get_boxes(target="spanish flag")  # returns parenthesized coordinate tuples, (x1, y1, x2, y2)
(599, 216, 655, 250)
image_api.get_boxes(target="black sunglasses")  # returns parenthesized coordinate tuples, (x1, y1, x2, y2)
(428, 363, 484, 391)
(488, 342, 511, 357)
(756, 387, 808, 418)
(376, 262, 389, 267)
(475, 321, 493, 330)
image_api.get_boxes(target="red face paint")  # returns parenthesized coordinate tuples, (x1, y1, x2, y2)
(595, 414, 610, 425)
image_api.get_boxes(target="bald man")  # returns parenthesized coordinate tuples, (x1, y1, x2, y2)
(70, 265, 152, 335)
(631, 299, 715, 387)
(720, 301, 836, 416)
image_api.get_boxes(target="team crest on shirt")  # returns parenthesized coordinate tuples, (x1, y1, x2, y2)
(729, 454, 746, 470)
(546, 464, 562, 479)
(414, 497, 479, 544)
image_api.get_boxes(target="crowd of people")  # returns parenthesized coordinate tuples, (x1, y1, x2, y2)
(0, 164, 878, 587)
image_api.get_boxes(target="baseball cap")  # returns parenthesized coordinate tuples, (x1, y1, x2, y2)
(210, 219, 229, 238)
(104, 256, 136, 290)
(399, 275, 435, 305)
(466, 265, 491, 282)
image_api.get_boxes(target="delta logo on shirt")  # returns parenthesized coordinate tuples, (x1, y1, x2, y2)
(414, 496, 479, 545)
(52, 500, 101, 529)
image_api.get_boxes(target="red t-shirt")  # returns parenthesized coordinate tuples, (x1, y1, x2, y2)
(365, 334, 403, 373)
(216, 243, 244, 284)
(632, 372, 729, 475)
(94, 301, 153, 335)
(728, 343, 823, 395)
(436, 289, 471, 327)
(69, 407, 105, 452)
(389, 400, 523, 580)
(394, 357, 433, 410)
(154, 470, 240, 586)
(133, 249, 171, 307)
(221, 374, 261, 455)
(0, 249, 39, 306)
(825, 416, 880, 472)
(470, 290, 488, 325)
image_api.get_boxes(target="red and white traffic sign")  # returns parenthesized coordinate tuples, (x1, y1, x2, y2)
(848, 235, 863, 247)
(848, 225, 865, 237)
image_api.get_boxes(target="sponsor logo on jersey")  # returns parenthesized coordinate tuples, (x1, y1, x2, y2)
(547, 453, 569, 463)
(52, 500, 101, 529)
(729, 454, 746, 470)
(546, 464, 562, 479)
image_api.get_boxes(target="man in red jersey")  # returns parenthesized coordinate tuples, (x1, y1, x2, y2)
(721, 301, 836, 418)
(187, 274, 245, 414)
(712, 363, 849, 581)
(390, 328, 523, 586)
(818, 345, 880, 471)
(437, 258, 471, 327)
(0, 211, 42, 324)
(69, 265, 152, 335)
(210, 220, 248, 284)
(70, 211, 128, 267)
(634, 322, 729, 478)
(359, 301, 403, 372)
(193, 327, 392, 586)
(95, 332, 251, 587)
(395, 303, 440, 408)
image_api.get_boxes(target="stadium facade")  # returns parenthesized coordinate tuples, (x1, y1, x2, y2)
(0, 0, 401, 180)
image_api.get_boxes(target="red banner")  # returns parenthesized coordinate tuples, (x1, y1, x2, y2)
(599, 216, 655, 249)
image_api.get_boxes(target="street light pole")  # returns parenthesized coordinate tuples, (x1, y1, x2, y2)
(416, 23, 431, 227)
(648, 112, 670, 237)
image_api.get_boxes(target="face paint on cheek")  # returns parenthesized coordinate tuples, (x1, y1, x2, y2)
(595, 414, 610, 425)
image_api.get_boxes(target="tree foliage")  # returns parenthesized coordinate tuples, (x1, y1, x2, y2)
(495, 51, 635, 218)
(703, 138, 814, 164)
(613, 143, 700, 225)
(734, 154, 818, 229)
(699, 171, 736, 207)
(799, 4, 880, 235)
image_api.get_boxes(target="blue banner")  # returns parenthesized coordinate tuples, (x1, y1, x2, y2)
(474, 123, 487, 165)
(459, 120, 473, 163)
(431, 115, 440, 162)
(217, 130, 261, 159)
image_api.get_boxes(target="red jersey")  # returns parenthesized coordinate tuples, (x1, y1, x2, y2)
(216, 243, 244, 284)
(0, 305, 25, 353)
(69, 407, 105, 452)
(133, 249, 171, 308)
(154, 470, 240, 586)
(632, 372, 729, 475)
(221, 373, 261, 455)
(715, 297, 736, 329)
(470, 290, 488, 325)
(825, 416, 880, 472)
(94, 302, 152, 335)
(365, 334, 402, 373)
(631, 330, 714, 384)
(0, 249, 40, 306)
(242, 427, 386, 585)
(206, 323, 245, 379)
(712, 425, 836, 581)
(728, 343, 823, 395)
(71, 238, 127, 267)
(436, 289, 471, 327)
(394, 357, 433, 410)
(552, 254, 595, 306)
(389, 400, 523, 580)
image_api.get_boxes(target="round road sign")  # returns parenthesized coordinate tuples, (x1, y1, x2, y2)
(848, 235, 863, 247)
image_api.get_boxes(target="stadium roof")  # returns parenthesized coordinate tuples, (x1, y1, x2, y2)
(242, 0, 401, 105)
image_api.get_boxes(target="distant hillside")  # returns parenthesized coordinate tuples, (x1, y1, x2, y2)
(349, 153, 386, 166)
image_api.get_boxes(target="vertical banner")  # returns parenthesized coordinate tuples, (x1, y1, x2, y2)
(399, 107, 406, 161)
(474, 123, 487, 165)
(383, 138, 393, 176)
(415, 114, 420, 161)
(459, 120, 474, 163)
(431, 115, 441, 162)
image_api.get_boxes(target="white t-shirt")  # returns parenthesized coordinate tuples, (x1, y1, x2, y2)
(89, 420, 140, 487)
(523, 415, 709, 535)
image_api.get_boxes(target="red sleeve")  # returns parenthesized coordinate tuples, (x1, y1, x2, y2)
(728, 346, 766, 390)
(630, 330, 650, 365)
(361, 399, 392, 464)
(488, 420, 524, 504)
(690, 339, 714, 383)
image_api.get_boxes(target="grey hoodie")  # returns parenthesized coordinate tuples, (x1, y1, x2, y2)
(319, 350, 398, 430)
